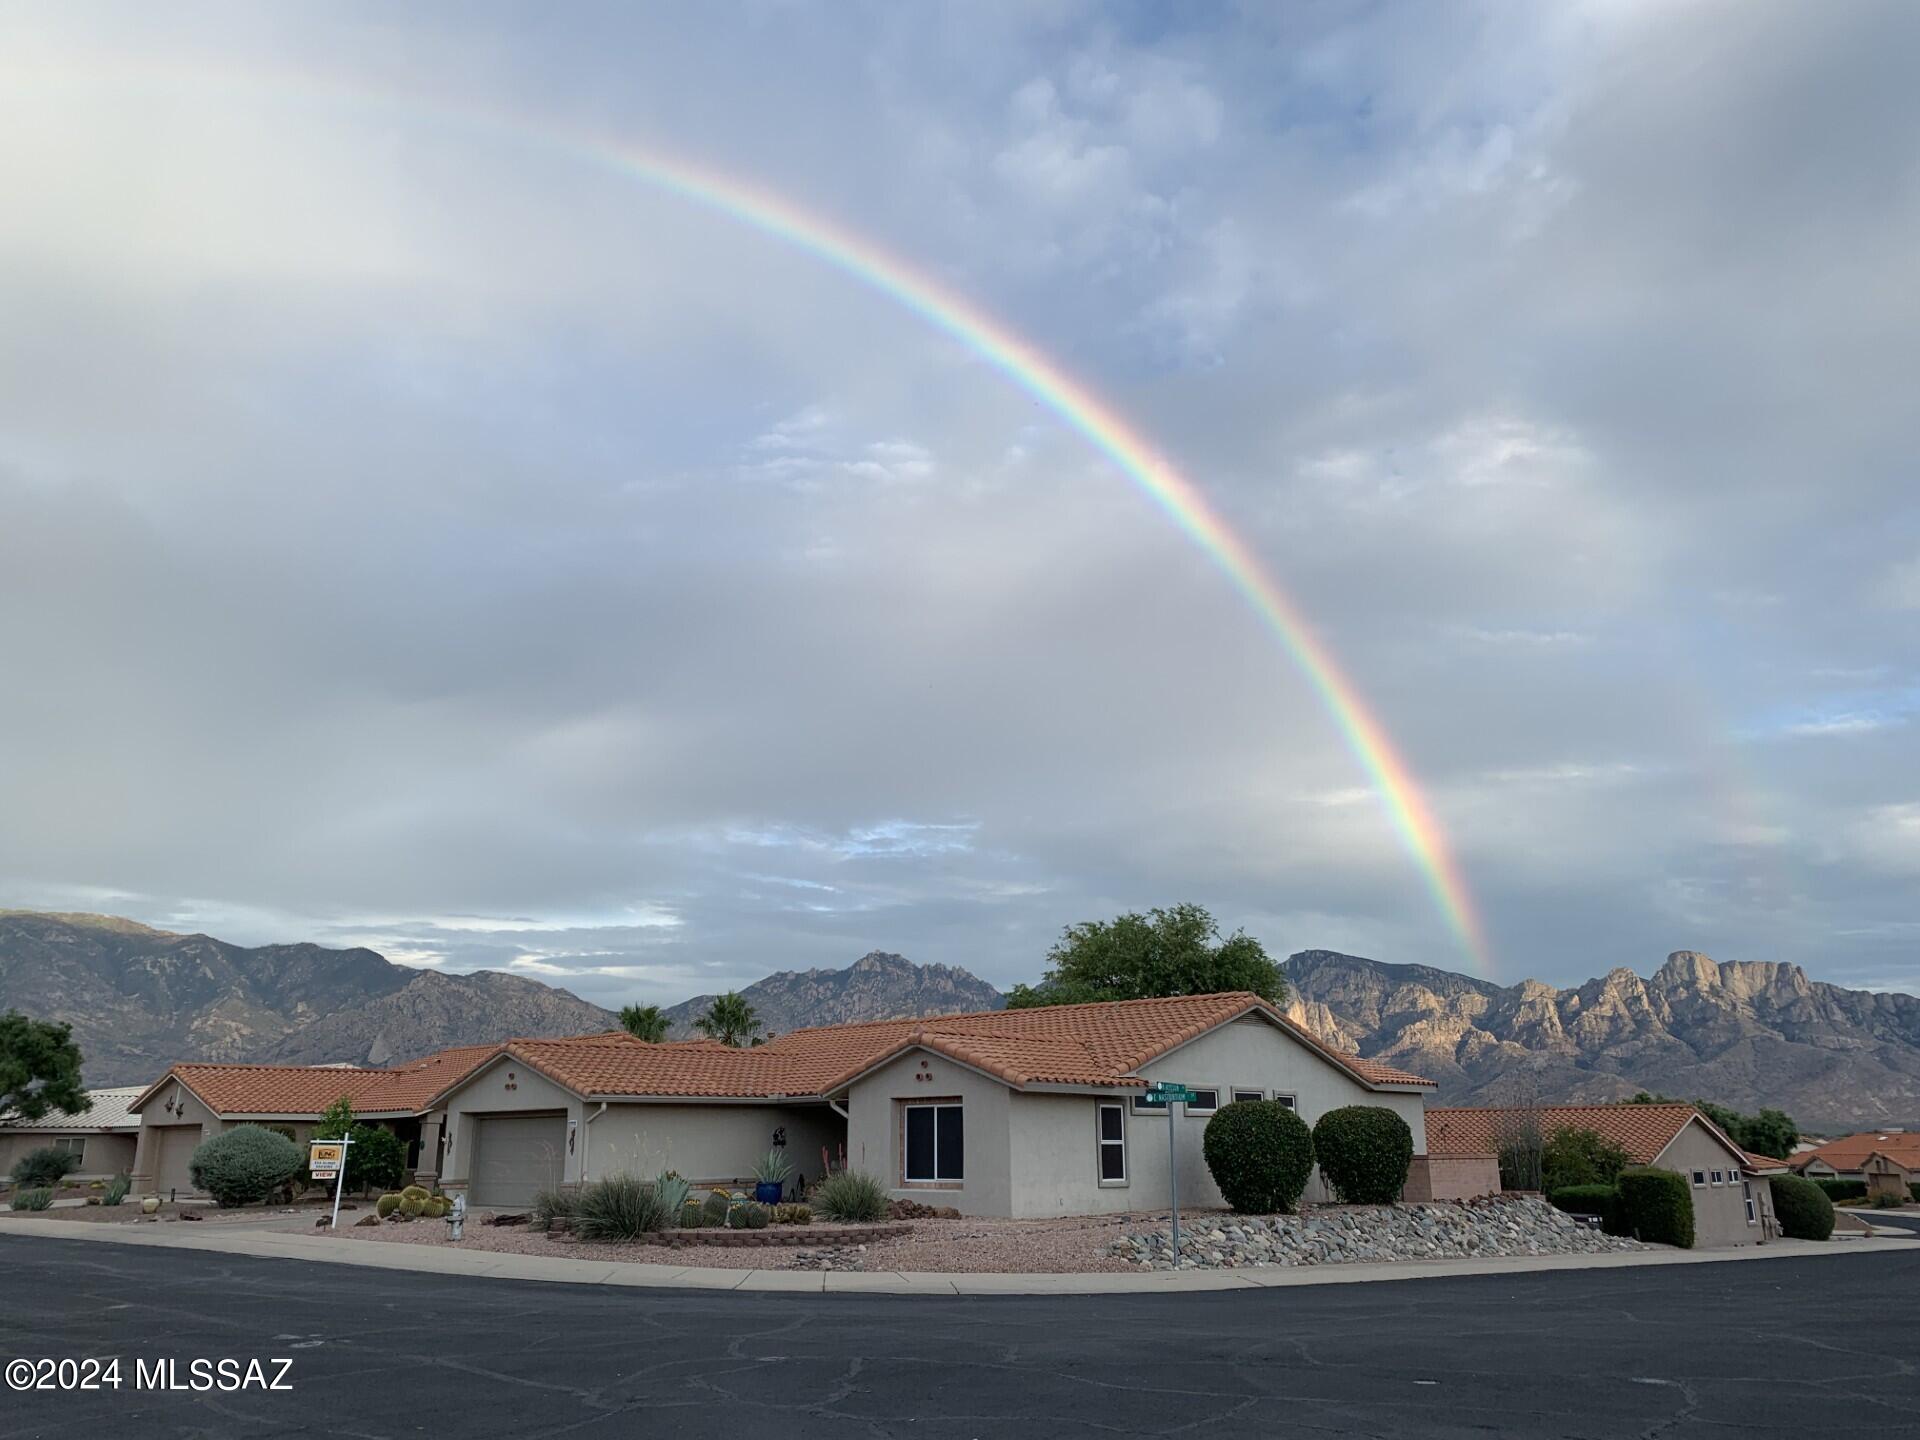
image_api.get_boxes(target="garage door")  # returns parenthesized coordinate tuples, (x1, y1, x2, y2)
(155, 1127, 201, 1198)
(469, 1114, 566, 1209)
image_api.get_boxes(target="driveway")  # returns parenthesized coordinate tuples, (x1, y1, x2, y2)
(2, 1234, 1915, 1438)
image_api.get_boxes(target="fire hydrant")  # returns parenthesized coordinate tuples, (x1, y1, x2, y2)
(445, 1192, 466, 1242)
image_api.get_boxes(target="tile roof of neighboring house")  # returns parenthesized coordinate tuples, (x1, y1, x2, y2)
(1, 1086, 144, 1133)
(1790, 1130, 1920, 1174)
(1424, 1103, 1746, 1167)
(132, 1043, 506, 1119)
(475, 992, 1436, 1101)
(1743, 1151, 1790, 1172)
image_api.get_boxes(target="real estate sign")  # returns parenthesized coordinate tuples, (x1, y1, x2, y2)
(309, 1140, 346, 1180)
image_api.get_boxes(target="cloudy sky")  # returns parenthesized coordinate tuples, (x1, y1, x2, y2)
(2, 1, 1915, 1005)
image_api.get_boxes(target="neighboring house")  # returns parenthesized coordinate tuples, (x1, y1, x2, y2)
(423, 992, 1469, 1217)
(0, 1087, 143, 1180)
(1425, 1102, 1777, 1247)
(1791, 1131, 1920, 1200)
(128, 1045, 502, 1199)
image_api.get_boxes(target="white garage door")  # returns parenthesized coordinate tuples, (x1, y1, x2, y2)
(155, 1127, 201, 1197)
(469, 1114, 566, 1209)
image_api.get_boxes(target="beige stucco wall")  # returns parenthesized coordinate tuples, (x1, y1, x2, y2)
(584, 1102, 841, 1191)
(846, 1048, 1013, 1216)
(846, 1014, 1431, 1219)
(130, 1082, 224, 1196)
(1654, 1120, 1767, 1247)
(0, 1132, 132, 1177)
(438, 1058, 585, 1190)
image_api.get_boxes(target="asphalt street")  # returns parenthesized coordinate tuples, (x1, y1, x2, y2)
(2, 1235, 1916, 1439)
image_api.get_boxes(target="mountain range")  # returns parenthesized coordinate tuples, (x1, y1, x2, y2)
(2, 910, 1916, 1129)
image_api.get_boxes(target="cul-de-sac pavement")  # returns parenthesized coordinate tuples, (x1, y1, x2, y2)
(4, 1234, 1916, 1439)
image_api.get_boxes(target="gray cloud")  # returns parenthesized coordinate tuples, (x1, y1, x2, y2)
(1, 1, 1914, 1004)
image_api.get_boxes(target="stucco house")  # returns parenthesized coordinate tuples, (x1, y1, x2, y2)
(1425, 1102, 1779, 1247)
(127, 991, 1476, 1216)
(423, 991, 1471, 1216)
(0, 1086, 142, 1180)
(1791, 1130, 1920, 1200)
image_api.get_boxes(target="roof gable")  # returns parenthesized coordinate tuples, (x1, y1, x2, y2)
(1425, 1103, 1747, 1167)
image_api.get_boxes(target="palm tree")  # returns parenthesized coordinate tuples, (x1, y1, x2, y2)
(694, 992, 762, 1048)
(618, 1004, 669, 1043)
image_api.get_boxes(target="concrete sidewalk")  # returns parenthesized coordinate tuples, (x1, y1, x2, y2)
(0, 1214, 1902, 1295)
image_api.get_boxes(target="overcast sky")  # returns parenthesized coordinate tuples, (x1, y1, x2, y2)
(2, 1, 1915, 1006)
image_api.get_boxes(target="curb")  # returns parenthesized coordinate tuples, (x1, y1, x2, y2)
(0, 1216, 1905, 1297)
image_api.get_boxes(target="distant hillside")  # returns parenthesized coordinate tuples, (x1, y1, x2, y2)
(664, 950, 1004, 1038)
(1282, 948, 1920, 1132)
(0, 911, 616, 1083)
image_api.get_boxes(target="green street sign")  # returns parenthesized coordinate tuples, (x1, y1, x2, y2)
(1145, 1085, 1197, 1103)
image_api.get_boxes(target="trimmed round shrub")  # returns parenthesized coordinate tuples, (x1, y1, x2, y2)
(10, 1147, 83, 1189)
(1203, 1100, 1315, 1215)
(1615, 1166, 1694, 1248)
(813, 1170, 888, 1224)
(375, 1192, 403, 1218)
(1312, 1105, 1414, 1205)
(10, 1187, 54, 1211)
(190, 1124, 301, 1208)
(1809, 1177, 1866, 1203)
(1771, 1175, 1835, 1241)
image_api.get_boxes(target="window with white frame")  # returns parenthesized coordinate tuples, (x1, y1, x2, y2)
(50, 1136, 85, 1157)
(1185, 1088, 1219, 1115)
(1231, 1089, 1264, 1105)
(1691, 1170, 1706, 1187)
(1710, 1169, 1723, 1186)
(1272, 1094, 1297, 1110)
(1744, 1183, 1757, 1223)
(1096, 1103, 1127, 1184)
(902, 1101, 963, 1185)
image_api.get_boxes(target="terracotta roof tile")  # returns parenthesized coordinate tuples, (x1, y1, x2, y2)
(1791, 1130, 1920, 1174)
(1424, 1103, 1730, 1166)
(134, 1043, 504, 1118)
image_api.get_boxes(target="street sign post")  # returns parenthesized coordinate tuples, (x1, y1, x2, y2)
(310, 1136, 354, 1231)
(1143, 1082, 1195, 1265)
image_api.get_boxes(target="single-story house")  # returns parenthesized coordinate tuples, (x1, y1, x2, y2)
(1791, 1131, 1920, 1199)
(128, 1045, 502, 1199)
(1425, 1102, 1778, 1247)
(0, 1086, 142, 1180)
(422, 991, 1482, 1217)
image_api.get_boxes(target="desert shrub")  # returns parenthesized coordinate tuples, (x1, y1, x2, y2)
(1615, 1167, 1694, 1248)
(653, 1172, 690, 1220)
(772, 1203, 812, 1226)
(375, 1192, 403, 1219)
(813, 1170, 888, 1224)
(679, 1200, 707, 1228)
(575, 1174, 668, 1242)
(9, 1187, 54, 1211)
(11, 1147, 82, 1189)
(753, 1148, 795, 1187)
(700, 1190, 732, 1226)
(190, 1125, 301, 1208)
(1910, 1182, 1920, 1204)
(1311, 1106, 1414, 1205)
(1771, 1175, 1835, 1241)
(1548, 1183, 1620, 1230)
(1541, 1127, 1631, 1192)
(103, 1174, 130, 1207)
(1870, 1191, 1905, 1210)
(1202, 1100, 1315, 1215)
(529, 1188, 578, 1231)
(1809, 1178, 1866, 1203)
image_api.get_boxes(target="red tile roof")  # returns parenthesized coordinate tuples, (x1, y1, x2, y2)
(1791, 1130, 1920, 1175)
(133, 1043, 505, 1119)
(481, 992, 1435, 1100)
(1424, 1103, 1743, 1167)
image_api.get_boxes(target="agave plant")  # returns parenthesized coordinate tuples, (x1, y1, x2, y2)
(752, 1148, 795, 1185)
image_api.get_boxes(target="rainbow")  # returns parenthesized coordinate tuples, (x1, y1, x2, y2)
(39, 61, 1496, 972)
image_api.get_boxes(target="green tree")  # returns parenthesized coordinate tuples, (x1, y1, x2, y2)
(619, 1004, 670, 1043)
(312, 1095, 408, 1194)
(0, 1012, 89, 1125)
(1634, 1093, 1798, 1158)
(694, 992, 762, 1047)
(1542, 1126, 1631, 1191)
(1005, 904, 1284, 1009)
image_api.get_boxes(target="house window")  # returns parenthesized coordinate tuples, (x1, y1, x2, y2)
(903, 1101, 963, 1185)
(1272, 1094, 1298, 1110)
(1231, 1089, 1264, 1105)
(1185, 1088, 1219, 1116)
(50, 1137, 85, 1157)
(1691, 1170, 1706, 1187)
(1710, 1169, 1723, 1186)
(1096, 1103, 1127, 1185)
(1744, 1183, 1757, 1224)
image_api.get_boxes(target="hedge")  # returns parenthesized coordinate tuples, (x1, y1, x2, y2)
(189, 1124, 301, 1208)
(1615, 1166, 1694, 1248)
(1809, 1178, 1866, 1203)
(1202, 1100, 1315, 1214)
(1771, 1175, 1834, 1241)
(1547, 1183, 1619, 1231)
(1312, 1105, 1413, 1204)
